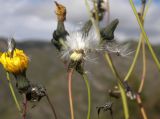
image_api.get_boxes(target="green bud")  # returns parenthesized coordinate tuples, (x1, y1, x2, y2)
(100, 19, 119, 41)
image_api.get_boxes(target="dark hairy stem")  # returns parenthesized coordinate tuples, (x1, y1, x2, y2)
(45, 93, 58, 119)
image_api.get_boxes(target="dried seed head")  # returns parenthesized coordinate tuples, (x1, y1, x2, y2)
(54, 1, 66, 21)
(26, 84, 46, 102)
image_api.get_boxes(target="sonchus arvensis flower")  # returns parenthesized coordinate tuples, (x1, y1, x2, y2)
(0, 49, 29, 74)
(0, 38, 30, 93)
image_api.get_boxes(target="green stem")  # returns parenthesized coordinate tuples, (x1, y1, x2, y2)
(104, 53, 129, 119)
(129, 0, 160, 71)
(82, 73, 91, 119)
(6, 72, 22, 113)
(84, 0, 101, 39)
(124, 0, 152, 81)
(138, 0, 149, 93)
(93, 0, 99, 23)
(124, 32, 142, 81)
(84, 0, 129, 118)
(143, 0, 152, 18)
(118, 83, 129, 119)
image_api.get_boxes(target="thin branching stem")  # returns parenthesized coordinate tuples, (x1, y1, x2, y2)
(6, 72, 22, 113)
(104, 53, 129, 119)
(143, 0, 152, 18)
(68, 69, 74, 119)
(82, 73, 91, 119)
(84, 1, 129, 118)
(124, 36, 142, 81)
(136, 94, 148, 119)
(138, 0, 152, 94)
(92, 0, 99, 23)
(129, 0, 160, 71)
(136, 1, 148, 119)
(124, 0, 152, 82)
(104, 2, 129, 118)
(138, 0, 147, 94)
(22, 94, 27, 119)
(138, 39, 146, 93)
(107, 0, 110, 23)
(46, 93, 58, 119)
(84, 0, 101, 39)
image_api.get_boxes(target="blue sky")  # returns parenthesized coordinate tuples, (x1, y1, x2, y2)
(0, 0, 159, 43)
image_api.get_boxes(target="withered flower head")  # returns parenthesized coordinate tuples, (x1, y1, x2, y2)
(26, 84, 46, 102)
(54, 1, 66, 22)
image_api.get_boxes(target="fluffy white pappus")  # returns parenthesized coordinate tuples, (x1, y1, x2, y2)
(106, 42, 135, 57)
(61, 29, 100, 60)
(66, 29, 99, 51)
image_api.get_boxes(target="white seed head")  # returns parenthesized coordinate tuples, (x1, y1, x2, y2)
(62, 29, 100, 61)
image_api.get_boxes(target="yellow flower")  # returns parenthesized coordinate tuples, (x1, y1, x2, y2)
(0, 49, 29, 74)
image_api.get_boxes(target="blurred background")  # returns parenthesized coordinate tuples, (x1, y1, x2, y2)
(0, 0, 160, 119)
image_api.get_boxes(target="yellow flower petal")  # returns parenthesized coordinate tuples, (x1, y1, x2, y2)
(0, 49, 29, 74)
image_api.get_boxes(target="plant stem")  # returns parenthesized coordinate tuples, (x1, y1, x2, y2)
(22, 94, 27, 119)
(139, 0, 152, 92)
(124, 0, 151, 82)
(104, 53, 129, 119)
(143, 0, 152, 18)
(124, 35, 142, 81)
(107, 0, 110, 23)
(84, 0, 101, 39)
(82, 73, 91, 119)
(92, 0, 99, 23)
(84, 0, 129, 118)
(138, 0, 147, 93)
(6, 72, 22, 113)
(129, 0, 160, 71)
(68, 69, 74, 119)
(46, 93, 58, 119)
(104, 5, 129, 118)
(136, 94, 148, 119)
(136, 1, 148, 119)
(128, 1, 148, 119)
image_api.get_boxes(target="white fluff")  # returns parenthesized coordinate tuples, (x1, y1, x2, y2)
(62, 29, 100, 60)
